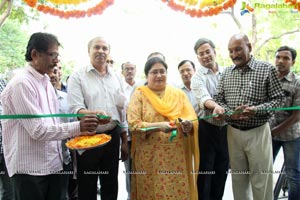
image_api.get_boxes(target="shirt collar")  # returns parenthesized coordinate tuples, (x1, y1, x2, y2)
(180, 84, 191, 91)
(86, 64, 112, 76)
(27, 65, 50, 82)
(280, 71, 295, 82)
(198, 63, 223, 75)
(232, 56, 255, 71)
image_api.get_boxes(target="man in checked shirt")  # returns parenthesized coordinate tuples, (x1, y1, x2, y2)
(213, 33, 284, 200)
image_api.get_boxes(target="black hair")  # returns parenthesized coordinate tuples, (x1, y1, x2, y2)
(276, 46, 297, 61)
(177, 60, 195, 70)
(194, 38, 215, 54)
(25, 32, 61, 62)
(147, 52, 166, 61)
(144, 57, 168, 76)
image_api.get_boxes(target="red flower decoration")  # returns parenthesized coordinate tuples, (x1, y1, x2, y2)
(23, 0, 114, 19)
(161, 0, 237, 18)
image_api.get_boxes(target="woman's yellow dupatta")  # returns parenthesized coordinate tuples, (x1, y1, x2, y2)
(138, 85, 200, 200)
(138, 85, 183, 121)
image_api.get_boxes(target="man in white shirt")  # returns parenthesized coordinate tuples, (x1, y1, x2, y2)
(121, 61, 137, 200)
(68, 36, 128, 200)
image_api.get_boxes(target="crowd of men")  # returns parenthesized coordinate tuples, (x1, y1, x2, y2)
(0, 32, 299, 200)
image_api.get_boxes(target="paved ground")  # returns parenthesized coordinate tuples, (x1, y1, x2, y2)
(98, 149, 285, 200)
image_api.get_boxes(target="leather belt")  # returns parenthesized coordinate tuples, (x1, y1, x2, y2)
(231, 124, 262, 131)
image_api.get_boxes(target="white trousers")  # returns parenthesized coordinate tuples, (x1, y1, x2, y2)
(227, 123, 273, 200)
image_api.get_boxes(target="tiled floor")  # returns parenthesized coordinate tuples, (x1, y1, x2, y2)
(98, 149, 285, 200)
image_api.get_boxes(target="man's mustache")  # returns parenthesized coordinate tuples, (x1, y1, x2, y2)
(232, 57, 242, 61)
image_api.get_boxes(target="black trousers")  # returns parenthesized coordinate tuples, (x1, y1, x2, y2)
(67, 151, 78, 200)
(197, 120, 229, 200)
(0, 156, 14, 200)
(11, 173, 66, 200)
(76, 126, 120, 200)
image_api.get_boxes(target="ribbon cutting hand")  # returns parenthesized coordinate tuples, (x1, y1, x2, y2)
(94, 110, 112, 124)
(230, 105, 257, 120)
(162, 121, 177, 133)
(212, 104, 225, 120)
(178, 118, 193, 135)
(79, 115, 100, 133)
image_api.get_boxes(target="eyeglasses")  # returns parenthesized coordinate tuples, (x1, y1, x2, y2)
(39, 51, 60, 59)
(149, 69, 167, 76)
(107, 60, 114, 64)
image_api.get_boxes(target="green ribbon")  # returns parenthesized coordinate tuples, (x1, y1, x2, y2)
(169, 130, 177, 142)
(0, 113, 111, 120)
(264, 105, 300, 111)
(2, 106, 300, 142)
(196, 106, 300, 121)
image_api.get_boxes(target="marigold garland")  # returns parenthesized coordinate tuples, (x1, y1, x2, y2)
(23, 0, 38, 7)
(23, 0, 241, 19)
(284, 0, 300, 11)
(23, 0, 114, 19)
(160, 0, 237, 18)
(45, 0, 89, 5)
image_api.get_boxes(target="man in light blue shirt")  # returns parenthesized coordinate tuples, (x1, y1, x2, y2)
(191, 38, 229, 200)
(177, 59, 200, 116)
(47, 66, 74, 200)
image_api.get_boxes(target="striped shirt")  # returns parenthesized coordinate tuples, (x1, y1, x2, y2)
(270, 71, 300, 141)
(1, 66, 81, 177)
(191, 64, 226, 126)
(0, 79, 6, 157)
(215, 57, 284, 128)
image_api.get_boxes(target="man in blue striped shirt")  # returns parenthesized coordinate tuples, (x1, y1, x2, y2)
(191, 38, 229, 200)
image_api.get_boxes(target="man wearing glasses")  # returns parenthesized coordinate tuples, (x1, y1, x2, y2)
(106, 56, 114, 68)
(0, 32, 100, 200)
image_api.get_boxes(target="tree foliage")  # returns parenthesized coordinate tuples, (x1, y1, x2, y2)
(0, 19, 29, 74)
(0, 1, 39, 75)
(0, 0, 13, 28)
(225, 0, 300, 73)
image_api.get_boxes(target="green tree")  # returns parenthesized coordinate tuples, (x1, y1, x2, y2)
(0, 19, 29, 74)
(0, 0, 13, 28)
(224, 1, 300, 73)
(0, 1, 39, 75)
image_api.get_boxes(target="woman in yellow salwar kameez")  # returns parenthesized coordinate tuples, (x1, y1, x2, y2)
(127, 57, 200, 200)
